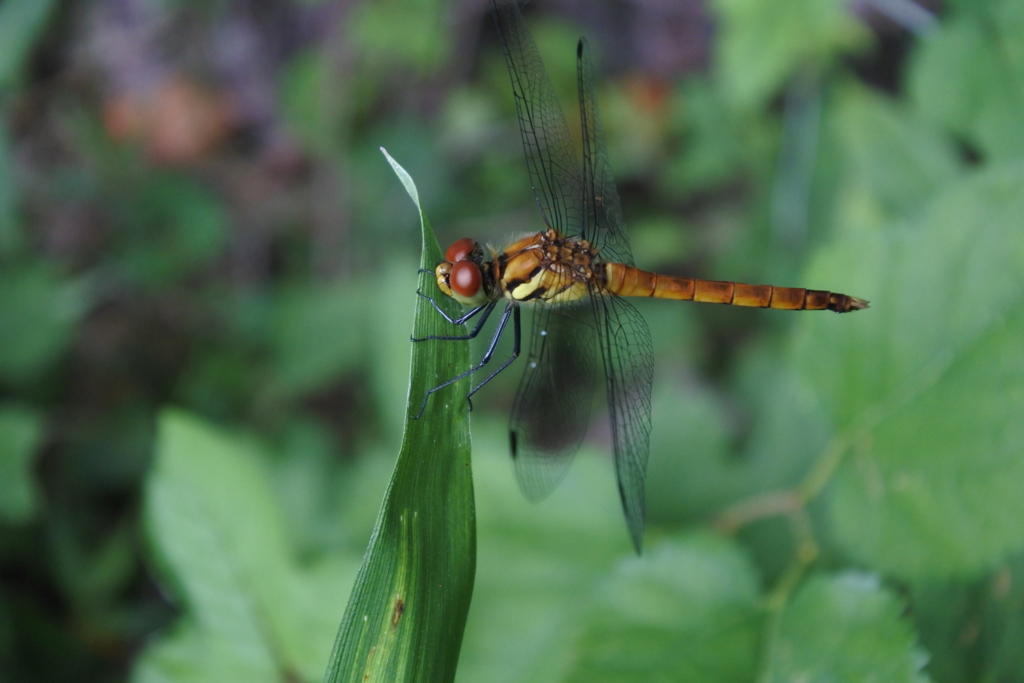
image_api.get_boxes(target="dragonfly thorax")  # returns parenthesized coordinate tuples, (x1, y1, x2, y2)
(497, 229, 603, 305)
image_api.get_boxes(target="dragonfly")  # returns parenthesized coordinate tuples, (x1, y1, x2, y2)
(413, 0, 868, 553)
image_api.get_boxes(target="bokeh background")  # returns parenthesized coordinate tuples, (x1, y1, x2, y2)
(3, 0, 1024, 681)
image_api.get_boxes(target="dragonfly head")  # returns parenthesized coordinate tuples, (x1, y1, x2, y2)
(436, 238, 489, 306)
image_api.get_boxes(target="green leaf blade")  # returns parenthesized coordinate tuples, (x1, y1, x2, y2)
(322, 150, 474, 683)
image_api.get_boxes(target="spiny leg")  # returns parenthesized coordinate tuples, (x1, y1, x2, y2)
(413, 302, 516, 419)
(414, 290, 490, 327)
(466, 306, 521, 407)
(412, 299, 497, 342)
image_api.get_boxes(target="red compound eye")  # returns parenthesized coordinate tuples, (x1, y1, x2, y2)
(445, 238, 477, 263)
(450, 260, 481, 298)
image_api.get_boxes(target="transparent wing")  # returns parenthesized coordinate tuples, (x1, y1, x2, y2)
(495, 2, 654, 552)
(577, 37, 634, 265)
(493, 0, 583, 237)
(509, 303, 598, 501)
(590, 293, 654, 553)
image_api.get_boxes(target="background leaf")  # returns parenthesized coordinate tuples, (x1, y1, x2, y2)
(0, 0, 60, 92)
(269, 281, 368, 398)
(138, 411, 356, 683)
(454, 421, 627, 683)
(712, 0, 869, 109)
(0, 123, 18, 255)
(828, 83, 961, 219)
(563, 533, 762, 683)
(0, 402, 44, 522)
(908, 3, 1024, 163)
(0, 264, 92, 386)
(765, 572, 930, 682)
(793, 162, 1024, 579)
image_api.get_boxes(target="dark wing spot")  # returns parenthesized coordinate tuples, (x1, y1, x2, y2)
(510, 430, 518, 458)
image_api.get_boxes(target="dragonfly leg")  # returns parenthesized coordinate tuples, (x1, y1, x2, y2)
(414, 290, 489, 326)
(465, 305, 521, 408)
(411, 300, 496, 341)
(412, 302, 516, 419)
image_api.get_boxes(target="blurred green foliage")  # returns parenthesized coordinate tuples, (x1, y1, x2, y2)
(0, 0, 1023, 681)
(0, 403, 43, 521)
(136, 411, 356, 683)
(0, 0, 60, 93)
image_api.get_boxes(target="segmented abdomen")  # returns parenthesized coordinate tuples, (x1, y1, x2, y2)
(603, 263, 868, 313)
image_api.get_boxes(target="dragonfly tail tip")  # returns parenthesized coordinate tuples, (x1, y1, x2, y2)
(849, 297, 870, 311)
